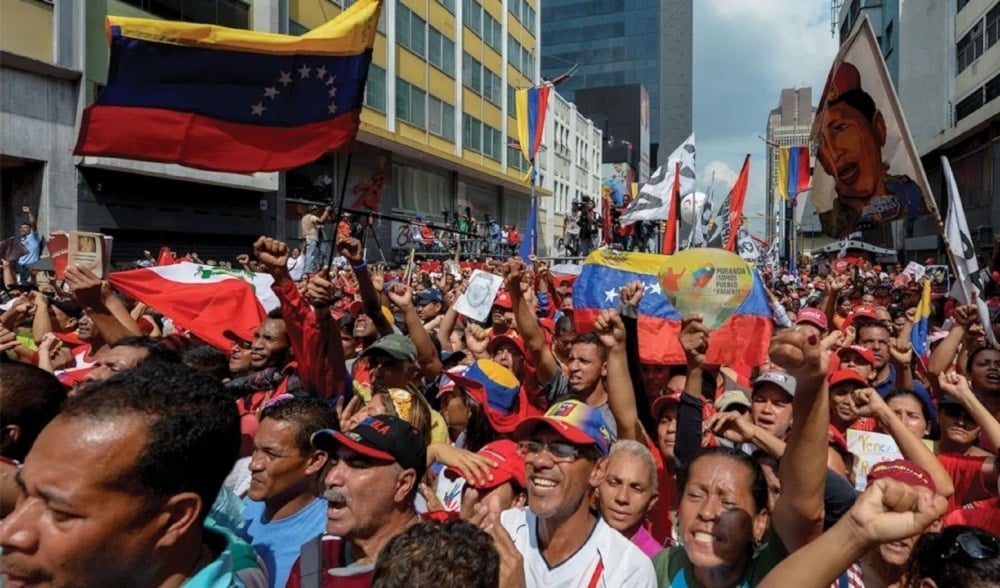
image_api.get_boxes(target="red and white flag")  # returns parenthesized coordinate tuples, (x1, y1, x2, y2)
(109, 262, 280, 350)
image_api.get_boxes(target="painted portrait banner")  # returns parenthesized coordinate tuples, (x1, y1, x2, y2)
(810, 17, 933, 239)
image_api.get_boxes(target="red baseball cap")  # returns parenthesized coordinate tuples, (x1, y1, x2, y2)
(866, 459, 936, 492)
(836, 345, 876, 366)
(852, 304, 878, 319)
(827, 369, 868, 388)
(488, 333, 526, 358)
(445, 439, 526, 490)
(651, 390, 682, 420)
(493, 291, 513, 309)
(796, 307, 828, 331)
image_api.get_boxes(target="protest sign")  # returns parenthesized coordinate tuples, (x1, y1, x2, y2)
(453, 270, 503, 323)
(657, 248, 755, 329)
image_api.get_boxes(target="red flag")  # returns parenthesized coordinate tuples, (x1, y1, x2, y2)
(723, 155, 751, 252)
(661, 161, 681, 254)
(156, 247, 176, 266)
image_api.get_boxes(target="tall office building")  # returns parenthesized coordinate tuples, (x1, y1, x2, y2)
(541, 0, 693, 167)
(764, 87, 816, 257)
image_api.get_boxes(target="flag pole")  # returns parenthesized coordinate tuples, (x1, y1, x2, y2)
(326, 150, 355, 269)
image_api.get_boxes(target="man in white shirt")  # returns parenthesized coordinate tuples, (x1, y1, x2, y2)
(500, 399, 657, 587)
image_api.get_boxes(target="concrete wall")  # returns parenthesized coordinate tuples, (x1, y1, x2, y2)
(897, 0, 951, 150)
(0, 59, 81, 233)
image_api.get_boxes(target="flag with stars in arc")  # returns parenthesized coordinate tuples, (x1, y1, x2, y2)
(74, 0, 382, 173)
(572, 249, 773, 366)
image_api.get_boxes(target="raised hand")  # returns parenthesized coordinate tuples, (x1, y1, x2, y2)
(679, 314, 709, 367)
(64, 265, 106, 308)
(337, 237, 363, 265)
(466, 323, 490, 356)
(769, 326, 841, 383)
(370, 263, 386, 292)
(619, 280, 645, 307)
(851, 386, 888, 419)
(594, 309, 626, 350)
(846, 478, 948, 545)
(305, 268, 337, 308)
(385, 282, 414, 310)
(953, 304, 978, 327)
(705, 411, 757, 444)
(937, 370, 974, 401)
(888, 338, 913, 366)
(252, 236, 289, 274)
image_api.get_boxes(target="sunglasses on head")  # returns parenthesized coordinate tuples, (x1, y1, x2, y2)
(942, 530, 1000, 561)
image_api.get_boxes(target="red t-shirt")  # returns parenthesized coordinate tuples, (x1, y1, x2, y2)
(938, 453, 993, 511)
(943, 508, 1000, 536)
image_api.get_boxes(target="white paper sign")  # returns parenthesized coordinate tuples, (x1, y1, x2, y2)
(901, 261, 925, 283)
(846, 429, 903, 491)
(452, 270, 503, 323)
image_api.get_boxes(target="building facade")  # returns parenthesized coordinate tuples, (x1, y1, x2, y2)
(2, 0, 601, 264)
(540, 0, 692, 166)
(764, 87, 820, 259)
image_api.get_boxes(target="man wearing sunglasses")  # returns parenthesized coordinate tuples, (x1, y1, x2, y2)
(500, 399, 656, 586)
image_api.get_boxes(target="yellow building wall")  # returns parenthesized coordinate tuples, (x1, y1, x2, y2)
(1, 0, 53, 63)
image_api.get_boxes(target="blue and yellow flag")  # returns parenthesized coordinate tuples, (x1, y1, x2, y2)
(910, 278, 932, 359)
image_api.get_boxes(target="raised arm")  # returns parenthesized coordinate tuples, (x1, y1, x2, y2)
(22, 205, 36, 230)
(769, 328, 844, 551)
(674, 315, 710, 471)
(31, 291, 55, 344)
(338, 237, 394, 336)
(65, 265, 141, 345)
(928, 304, 976, 375)
(594, 309, 641, 441)
(386, 282, 442, 380)
(854, 387, 955, 498)
(505, 259, 559, 383)
(759, 479, 948, 588)
(619, 281, 657, 440)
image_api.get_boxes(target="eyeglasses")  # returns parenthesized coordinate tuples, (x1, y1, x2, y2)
(942, 530, 1000, 561)
(517, 440, 584, 462)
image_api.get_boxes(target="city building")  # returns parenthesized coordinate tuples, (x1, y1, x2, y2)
(834, 0, 1000, 262)
(534, 90, 603, 256)
(2, 0, 602, 263)
(540, 0, 692, 168)
(763, 87, 823, 259)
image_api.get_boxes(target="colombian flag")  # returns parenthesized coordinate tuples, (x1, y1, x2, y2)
(910, 278, 932, 360)
(776, 145, 811, 201)
(515, 85, 551, 175)
(74, 0, 381, 173)
(572, 249, 773, 366)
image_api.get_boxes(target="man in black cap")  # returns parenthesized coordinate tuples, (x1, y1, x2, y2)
(285, 414, 426, 587)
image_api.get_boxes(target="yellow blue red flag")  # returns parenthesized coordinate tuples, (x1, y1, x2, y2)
(572, 249, 773, 366)
(910, 278, 932, 359)
(515, 85, 551, 177)
(74, 0, 382, 173)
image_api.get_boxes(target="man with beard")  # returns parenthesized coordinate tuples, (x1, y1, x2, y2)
(285, 414, 426, 587)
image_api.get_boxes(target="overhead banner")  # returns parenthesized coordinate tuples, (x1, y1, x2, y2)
(810, 17, 933, 239)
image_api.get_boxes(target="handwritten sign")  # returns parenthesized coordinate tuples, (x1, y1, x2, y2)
(847, 430, 904, 491)
(453, 270, 503, 323)
(658, 249, 754, 329)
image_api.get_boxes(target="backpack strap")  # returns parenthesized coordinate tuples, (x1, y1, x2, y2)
(298, 534, 325, 588)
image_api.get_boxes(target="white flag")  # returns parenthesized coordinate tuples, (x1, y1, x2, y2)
(737, 228, 762, 264)
(619, 134, 695, 225)
(943, 156, 997, 347)
(689, 174, 715, 248)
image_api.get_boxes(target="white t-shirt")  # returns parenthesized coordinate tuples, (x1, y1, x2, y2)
(500, 507, 656, 588)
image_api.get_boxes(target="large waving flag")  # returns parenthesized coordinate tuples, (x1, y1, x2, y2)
(620, 134, 696, 226)
(74, 0, 382, 173)
(910, 278, 932, 360)
(943, 156, 998, 347)
(721, 154, 751, 252)
(572, 249, 773, 366)
(515, 85, 551, 178)
(777, 145, 811, 202)
(109, 262, 280, 350)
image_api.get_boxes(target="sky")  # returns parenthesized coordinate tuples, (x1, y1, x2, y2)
(692, 0, 839, 235)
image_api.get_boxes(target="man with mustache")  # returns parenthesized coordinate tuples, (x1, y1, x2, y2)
(286, 414, 426, 587)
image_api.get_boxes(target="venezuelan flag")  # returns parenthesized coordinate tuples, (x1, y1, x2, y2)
(74, 0, 381, 173)
(572, 249, 773, 366)
(910, 278, 932, 359)
(515, 85, 551, 173)
(776, 145, 811, 201)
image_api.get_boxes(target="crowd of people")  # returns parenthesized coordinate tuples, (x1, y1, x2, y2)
(3, 208, 1000, 587)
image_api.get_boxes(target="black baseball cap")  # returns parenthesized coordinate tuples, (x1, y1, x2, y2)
(311, 414, 427, 478)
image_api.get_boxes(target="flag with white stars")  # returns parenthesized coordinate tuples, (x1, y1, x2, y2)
(572, 248, 773, 366)
(75, 0, 383, 173)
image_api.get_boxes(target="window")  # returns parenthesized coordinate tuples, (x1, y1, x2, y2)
(958, 0, 971, 13)
(957, 22, 984, 73)
(483, 13, 502, 53)
(508, 84, 517, 114)
(987, 71, 1000, 104)
(463, 114, 482, 152)
(428, 27, 456, 77)
(392, 164, 450, 214)
(955, 88, 984, 122)
(483, 125, 501, 160)
(508, 137, 526, 171)
(988, 4, 1000, 49)
(508, 35, 523, 72)
(483, 70, 502, 105)
(365, 64, 387, 112)
(428, 96, 455, 140)
(117, 0, 250, 28)
(463, 0, 482, 35)
(397, 5, 427, 58)
(289, 20, 309, 35)
(436, 0, 455, 13)
(463, 53, 483, 93)
(397, 78, 427, 128)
